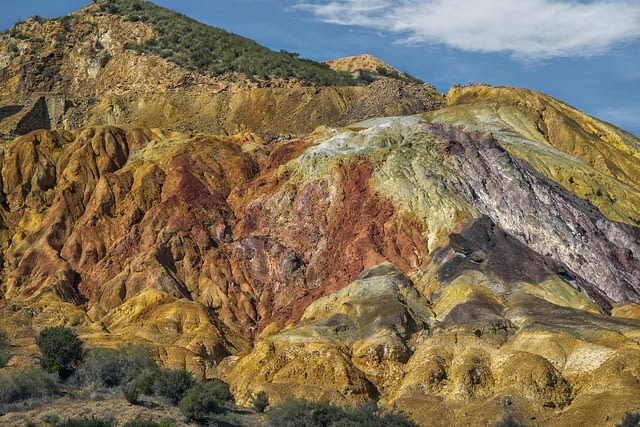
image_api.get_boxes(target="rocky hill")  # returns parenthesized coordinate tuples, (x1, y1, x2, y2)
(326, 54, 424, 84)
(0, 2, 639, 427)
(0, 0, 443, 140)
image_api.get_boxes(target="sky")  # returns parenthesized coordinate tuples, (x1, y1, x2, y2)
(1, 0, 639, 136)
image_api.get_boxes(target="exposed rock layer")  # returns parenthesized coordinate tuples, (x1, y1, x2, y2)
(0, 36, 639, 425)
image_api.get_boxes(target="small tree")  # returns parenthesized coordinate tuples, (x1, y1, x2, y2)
(36, 326, 84, 379)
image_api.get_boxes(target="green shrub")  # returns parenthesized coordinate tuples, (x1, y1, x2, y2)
(265, 398, 418, 427)
(205, 378, 233, 405)
(36, 326, 84, 379)
(0, 367, 58, 404)
(123, 419, 173, 427)
(152, 368, 195, 404)
(251, 390, 269, 413)
(617, 412, 640, 427)
(42, 66, 61, 78)
(72, 344, 157, 389)
(51, 416, 115, 427)
(121, 382, 140, 404)
(495, 414, 530, 427)
(178, 382, 226, 422)
(93, 0, 359, 86)
(99, 54, 112, 68)
(0, 330, 10, 367)
(134, 367, 159, 395)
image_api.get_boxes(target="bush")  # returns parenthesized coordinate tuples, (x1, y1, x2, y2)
(42, 66, 61, 78)
(95, 0, 359, 86)
(152, 368, 195, 404)
(134, 367, 159, 395)
(617, 412, 640, 427)
(178, 382, 227, 422)
(495, 415, 530, 427)
(205, 378, 233, 405)
(0, 330, 10, 367)
(50, 416, 114, 427)
(123, 419, 173, 427)
(251, 390, 269, 413)
(72, 344, 158, 389)
(99, 54, 112, 68)
(36, 327, 84, 379)
(0, 367, 58, 404)
(265, 398, 418, 427)
(121, 382, 140, 404)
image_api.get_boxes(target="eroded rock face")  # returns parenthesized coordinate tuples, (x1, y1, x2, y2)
(0, 85, 639, 426)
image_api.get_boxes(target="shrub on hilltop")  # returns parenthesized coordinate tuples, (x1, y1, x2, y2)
(93, 0, 359, 86)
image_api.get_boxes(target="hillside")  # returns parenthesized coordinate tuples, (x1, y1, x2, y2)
(0, 2, 639, 427)
(0, 0, 444, 140)
(0, 84, 638, 426)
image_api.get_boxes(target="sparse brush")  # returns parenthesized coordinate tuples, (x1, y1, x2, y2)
(0, 367, 58, 404)
(71, 344, 158, 390)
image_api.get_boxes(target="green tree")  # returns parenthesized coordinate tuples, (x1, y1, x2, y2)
(36, 326, 84, 379)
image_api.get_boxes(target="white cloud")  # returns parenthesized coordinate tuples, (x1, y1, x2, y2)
(296, 0, 640, 59)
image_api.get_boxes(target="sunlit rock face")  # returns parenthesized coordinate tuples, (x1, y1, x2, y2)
(0, 84, 639, 426)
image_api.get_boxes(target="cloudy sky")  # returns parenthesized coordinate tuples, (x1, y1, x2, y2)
(1, 0, 639, 135)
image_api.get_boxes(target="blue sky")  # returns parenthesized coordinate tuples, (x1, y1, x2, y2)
(1, 0, 638, 136)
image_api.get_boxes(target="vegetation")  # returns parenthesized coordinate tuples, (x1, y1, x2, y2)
(123, 420, 173, 427)
(375, 66, 424, 85)
(495, 414, 530, 427)
(178, 381, 226, 422)
(265, 398, 418, 427)
(42, 66, 61, 78)
(45, 415, 115, 427)
(121, 381, 141, 404)
(0, 330, 10, 367)
(94, 0, 360, 85)
(100, 53, 112, 68)
(251, 390, 269, 413)
(71, 344, 157, 389)
(36, 326, 85, 379)
(617, 412, 640, 427)
(152, 368, 195, 404)
(0, 367, 58, 404)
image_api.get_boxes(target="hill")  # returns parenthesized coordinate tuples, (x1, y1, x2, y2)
(0, 0, 444, 140)
(326, 53, 424, 84)
(0, 2, 639, 427)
